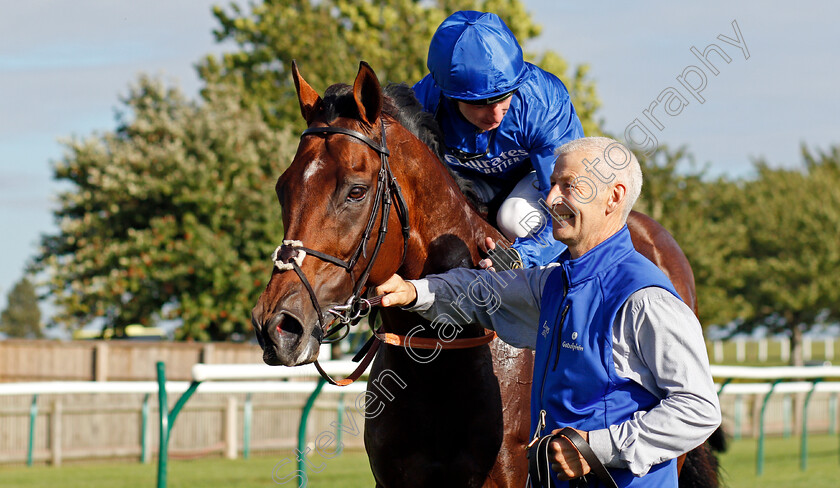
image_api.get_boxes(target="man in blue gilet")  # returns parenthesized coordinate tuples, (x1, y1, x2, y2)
(375, 137, 720, 487)
(413, 10, 584, 267)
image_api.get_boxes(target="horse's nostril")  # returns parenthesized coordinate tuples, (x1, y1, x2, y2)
(274, 312, 304, 337)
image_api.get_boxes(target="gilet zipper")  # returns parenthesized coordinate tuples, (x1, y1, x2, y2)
(538, 268, 569, 416)
(552, 303, 571, 370)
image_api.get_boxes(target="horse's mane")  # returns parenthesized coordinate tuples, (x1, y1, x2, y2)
(320, 83, 484, 211)
(321, 82, 446, 160)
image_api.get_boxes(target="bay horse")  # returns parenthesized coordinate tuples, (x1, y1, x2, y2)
(251, 61, 720, 487)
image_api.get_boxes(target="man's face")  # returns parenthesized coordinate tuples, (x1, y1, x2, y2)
(545, 150, 610, 256)
(457, 97, 512, 132)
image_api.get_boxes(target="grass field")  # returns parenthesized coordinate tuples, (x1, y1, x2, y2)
(1, 435, 837, 487)
(717, 433, 839, 488)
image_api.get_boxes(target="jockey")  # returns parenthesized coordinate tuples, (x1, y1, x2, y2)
(413, 10, 584, 268)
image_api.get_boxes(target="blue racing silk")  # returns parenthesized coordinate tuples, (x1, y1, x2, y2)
(426, 11, 528, 101)
(413, 63, 583, 194)
(532, 227, 681, 487)
(413, 63, 583, 267)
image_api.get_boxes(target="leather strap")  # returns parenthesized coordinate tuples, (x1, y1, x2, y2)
(375, 328, 497, 349)
(313, 326, 495, 387)
(314, 338, 381, 386)
(528, 427, 618, 488)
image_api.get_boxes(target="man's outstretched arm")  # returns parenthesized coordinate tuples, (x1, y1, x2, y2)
(376, 263, 553, 350)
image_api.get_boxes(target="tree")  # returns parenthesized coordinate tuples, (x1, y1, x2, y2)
(636, 143, 840, 365)
(635, 146, 752, 328)
(731, 146, 840, 364)
(1, 277, 43, 338)
(198, 0, 602, 134)
(32, 78, 298, 341)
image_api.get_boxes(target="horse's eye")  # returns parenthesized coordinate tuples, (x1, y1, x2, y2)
(347, 186, 368, 202)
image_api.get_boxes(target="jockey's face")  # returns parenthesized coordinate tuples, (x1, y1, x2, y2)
(457, 97, 512, 132)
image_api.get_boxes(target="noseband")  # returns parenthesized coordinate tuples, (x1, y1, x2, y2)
(271, 117, 410, 343)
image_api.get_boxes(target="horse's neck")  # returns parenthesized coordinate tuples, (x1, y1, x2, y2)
(382, 146, 494, 339)
(394, 136, 499, 280)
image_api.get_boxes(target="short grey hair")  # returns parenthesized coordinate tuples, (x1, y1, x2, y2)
(555, 137, 643, 220)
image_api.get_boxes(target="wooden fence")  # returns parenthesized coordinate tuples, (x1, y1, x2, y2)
(0, 388, 364, 465)
(706, 338, 836, 364)
(0, 383, 837, 466)
(2, 340, 840, 467)
(3, 337, 835, 383)
(0, 340, 263, 382)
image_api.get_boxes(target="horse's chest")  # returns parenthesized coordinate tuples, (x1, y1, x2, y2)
(364, 351, 504, 487)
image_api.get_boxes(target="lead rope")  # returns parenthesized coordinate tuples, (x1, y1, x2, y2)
(527, 427, 618, 488)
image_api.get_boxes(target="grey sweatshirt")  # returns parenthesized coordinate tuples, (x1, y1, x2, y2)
(406, 265, 721, 476)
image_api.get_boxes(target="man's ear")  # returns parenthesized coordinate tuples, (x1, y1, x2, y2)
(606, 183, 627, 215)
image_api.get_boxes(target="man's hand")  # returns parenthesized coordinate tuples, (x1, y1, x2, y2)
(548, 428, 591, 480)
(375, 274, 417, 308)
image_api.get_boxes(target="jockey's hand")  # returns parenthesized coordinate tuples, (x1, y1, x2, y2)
(375, 274, 417, 308)
(548, 428, 592, 480)
(478, 237, 497, 271)
(480, 237, 523, 271)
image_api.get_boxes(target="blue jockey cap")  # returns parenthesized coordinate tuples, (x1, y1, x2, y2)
(427, 11, 528, 103)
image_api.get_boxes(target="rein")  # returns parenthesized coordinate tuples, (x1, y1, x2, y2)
(273, 117, 495, 386)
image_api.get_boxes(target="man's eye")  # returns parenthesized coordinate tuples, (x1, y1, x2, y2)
(347, 186, 368, 202)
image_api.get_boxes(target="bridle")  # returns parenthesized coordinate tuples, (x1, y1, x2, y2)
(271, 117, 410, 344)
(271, 116, 496, 386)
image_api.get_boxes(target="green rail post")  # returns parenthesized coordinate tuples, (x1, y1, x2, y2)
(26, 394, 38, 466)
(800, 379, 822, 471)
(717, 378, 732, 396)
(141, 393, 150, 463)
(756, 379, 781, 476)
(297, 378, 327, 476)
(156, 361, 201, 488)
(157, 362, 168, 488)
(243, 393, 253, 460)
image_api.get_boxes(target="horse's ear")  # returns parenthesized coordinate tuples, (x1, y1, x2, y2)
(353, 61, 382, 126)
(292, 60, 322, 124)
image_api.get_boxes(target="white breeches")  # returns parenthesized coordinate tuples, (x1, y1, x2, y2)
(496, 172, 544, 241)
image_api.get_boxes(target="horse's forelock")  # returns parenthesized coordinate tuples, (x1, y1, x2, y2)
(320, 84, 356, 123)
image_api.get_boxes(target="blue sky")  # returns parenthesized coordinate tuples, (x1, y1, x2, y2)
(2, 1, 839, 318)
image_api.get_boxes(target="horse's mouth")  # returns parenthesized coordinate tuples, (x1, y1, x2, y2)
(252, 310, 320, 366)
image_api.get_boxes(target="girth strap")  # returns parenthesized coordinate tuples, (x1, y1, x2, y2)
(314, 325, 498, 387)
(375, 328, 496, 349)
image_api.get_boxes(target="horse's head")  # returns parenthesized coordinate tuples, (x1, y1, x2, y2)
(252, 61, 411, 366)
